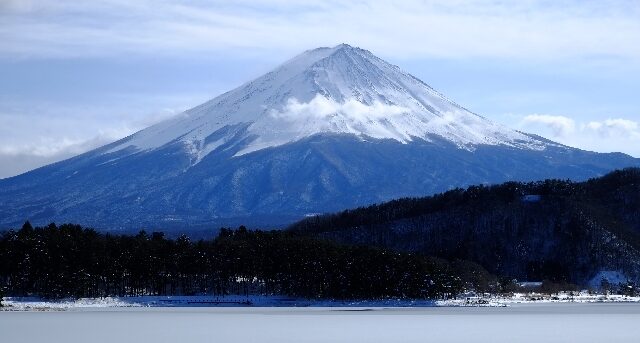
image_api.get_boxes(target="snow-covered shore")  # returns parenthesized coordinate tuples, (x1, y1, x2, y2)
(1, 295, 436, 310)
(1, 297, 142, 311)
(3, 292, 640, 311)
(439, 292, 640, 307)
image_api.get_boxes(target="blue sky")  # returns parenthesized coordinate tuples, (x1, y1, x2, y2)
(1, 0, 639, 178)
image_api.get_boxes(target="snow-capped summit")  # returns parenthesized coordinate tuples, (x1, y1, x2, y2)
(108, 44, 543, 163)
(1, 44, 638, 230)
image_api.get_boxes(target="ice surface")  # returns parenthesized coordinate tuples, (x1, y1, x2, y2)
(2, 304, 640, 343)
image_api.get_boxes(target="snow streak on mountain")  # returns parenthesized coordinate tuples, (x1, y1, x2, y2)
(1, 44, 638, 231)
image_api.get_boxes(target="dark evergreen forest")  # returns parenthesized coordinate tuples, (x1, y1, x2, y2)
(290, 168, 640, 287)
(0, 223, 497, 300)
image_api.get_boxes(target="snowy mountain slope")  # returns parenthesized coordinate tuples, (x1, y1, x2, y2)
(106, 44, 545, 162)
(0, 44, 638, 230)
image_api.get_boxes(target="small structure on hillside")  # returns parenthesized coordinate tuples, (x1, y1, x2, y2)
(517, 281, 543, 291)
(521, 194, 542, 203)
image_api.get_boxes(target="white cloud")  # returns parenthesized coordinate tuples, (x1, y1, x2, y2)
(0, 100, 189, 178)
(521, 114, 576, 137)
(1, 0, 639, 62)
(0, 122, 131, 178)
(0, 128, 127, 158)
(270, 96, 408, 122)
(0, 133, 120, 179)
(519, 115, 640, 157)
(585, 118, 640, 138)
(256, 95, 413, 147)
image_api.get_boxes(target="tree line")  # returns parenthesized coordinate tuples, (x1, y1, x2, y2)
(0, 222, 501, 300)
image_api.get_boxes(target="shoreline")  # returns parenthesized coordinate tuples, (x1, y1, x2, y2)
(3, 292, 640, 311)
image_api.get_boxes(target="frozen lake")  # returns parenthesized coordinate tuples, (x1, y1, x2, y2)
(2, 303, 640, 342)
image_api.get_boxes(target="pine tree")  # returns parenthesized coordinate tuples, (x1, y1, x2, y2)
(21, 220, 33, 231)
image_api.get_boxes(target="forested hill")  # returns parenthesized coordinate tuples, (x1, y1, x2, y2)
(289, 168, 640, 287)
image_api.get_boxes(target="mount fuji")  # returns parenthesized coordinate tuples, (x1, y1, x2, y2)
(1, 44, 638, 231)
